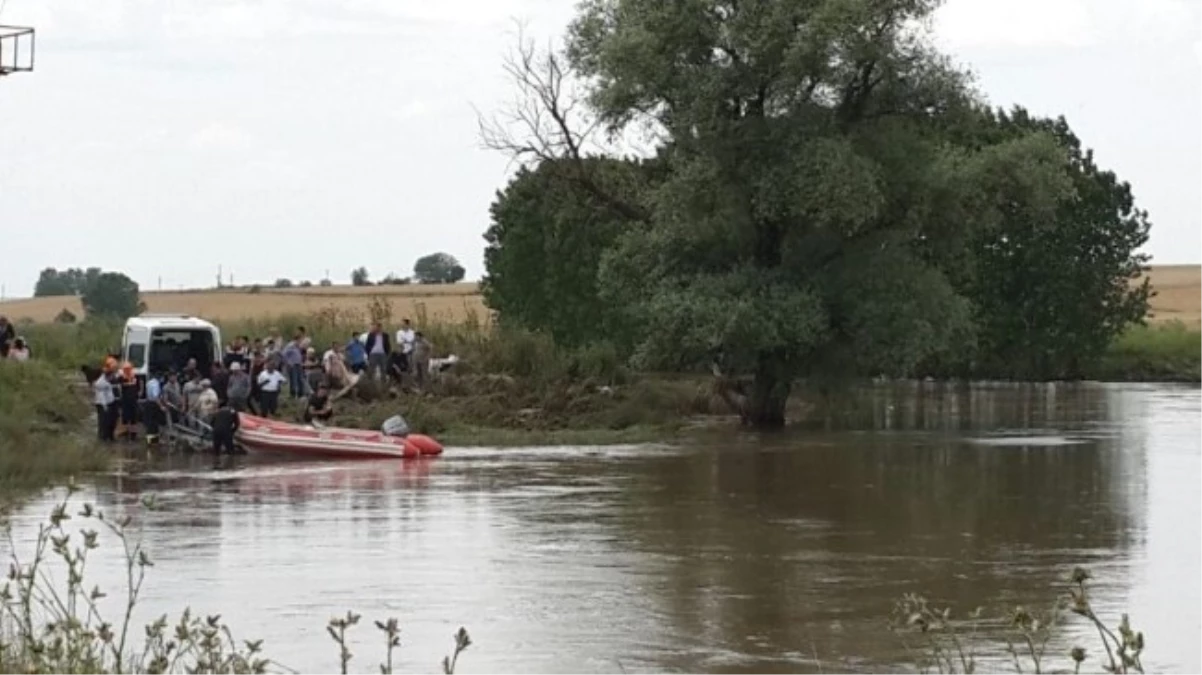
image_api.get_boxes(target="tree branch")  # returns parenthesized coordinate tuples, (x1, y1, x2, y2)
(476, 21, 652, 223)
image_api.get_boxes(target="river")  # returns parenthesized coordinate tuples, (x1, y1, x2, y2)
(5, 382, 1200, 673)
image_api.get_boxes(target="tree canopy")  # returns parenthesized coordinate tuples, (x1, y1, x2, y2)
(33, 267, 102, 297)
(479, 0, 1153, 428)
(414, 253, 466, 284)
(80, 272, 144, 321)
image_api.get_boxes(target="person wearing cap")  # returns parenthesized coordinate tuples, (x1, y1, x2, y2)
(195, 379, 219, 420)
(226, 361, 251, 412)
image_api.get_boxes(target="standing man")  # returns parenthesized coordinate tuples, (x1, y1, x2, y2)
(0, 316, 15, 358)
(210, 403, 240, 455)
(256, 361, 287, 418)
(412, 331, 433, 391)
(142, 371, 163, 444)
(364, 322, 391, 382)
(92, 368, 117, 442)
(227, 362, 251, 412)
(281, 338, 305, 399)
(395, 318, 416, 377)
(345, 332, 367, 374)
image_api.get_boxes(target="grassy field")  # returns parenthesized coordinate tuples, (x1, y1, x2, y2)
(0, 282, 489, 324)
(1, 266, 1196, 327)
(1142, 264, 1201, 327)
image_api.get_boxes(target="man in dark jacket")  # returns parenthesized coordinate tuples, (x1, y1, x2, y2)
(0, 316, 15, 358)
(364, 322, 391, 382)
(210, 403, 240, 454)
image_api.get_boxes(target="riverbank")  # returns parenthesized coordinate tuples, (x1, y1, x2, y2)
(0, 314, 1196, 504)
(276, 373, 722, 446)
(0, 362, 109, 505)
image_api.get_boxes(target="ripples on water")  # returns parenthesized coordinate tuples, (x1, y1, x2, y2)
(5, 382, 1200, 673)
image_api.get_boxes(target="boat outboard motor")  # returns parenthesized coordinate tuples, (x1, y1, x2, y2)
(381, 414, 410, 437)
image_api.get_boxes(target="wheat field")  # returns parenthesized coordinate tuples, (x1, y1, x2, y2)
(0, 283, 488, 324)
(1, 267, 1198, 327)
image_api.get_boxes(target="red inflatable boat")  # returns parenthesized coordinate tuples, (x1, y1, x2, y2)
(235, 414, 443, 460)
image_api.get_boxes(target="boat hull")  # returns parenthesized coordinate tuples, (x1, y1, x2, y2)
(236, 414, 443, 460)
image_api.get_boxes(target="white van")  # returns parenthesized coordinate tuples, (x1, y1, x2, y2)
(121, 314, 223, 378)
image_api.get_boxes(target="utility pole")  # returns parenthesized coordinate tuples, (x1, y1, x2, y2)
(217, 264, 223, 289)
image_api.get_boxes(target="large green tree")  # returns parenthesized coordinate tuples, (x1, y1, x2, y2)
(413, 253, 466, 284)
(563, 0, 1071, 426)
(81, 272, 143, 321)
(946, 107, 1153, 379)
(482, 156, 660, 347)
(480, 1, 1149, 427)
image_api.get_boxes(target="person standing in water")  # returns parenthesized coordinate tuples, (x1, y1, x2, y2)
(92, 369, 116, 442)
(117, 362, 142, 441)
(210, 403, 241, 455)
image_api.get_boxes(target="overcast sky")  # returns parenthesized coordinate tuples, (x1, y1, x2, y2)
(0, 0, 1198, 298)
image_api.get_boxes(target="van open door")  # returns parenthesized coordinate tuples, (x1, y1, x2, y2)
(123, 323, 150, 376)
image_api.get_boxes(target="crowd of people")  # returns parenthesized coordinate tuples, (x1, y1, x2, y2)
(85, 319, 440, 454)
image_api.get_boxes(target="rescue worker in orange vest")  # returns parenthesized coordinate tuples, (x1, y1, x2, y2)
(117, 362, 142, 440)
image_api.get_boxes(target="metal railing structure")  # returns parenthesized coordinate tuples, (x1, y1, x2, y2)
(0, 25, 34, 76)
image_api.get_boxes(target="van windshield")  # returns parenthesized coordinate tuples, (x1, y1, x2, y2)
(148, 329, 215, 376)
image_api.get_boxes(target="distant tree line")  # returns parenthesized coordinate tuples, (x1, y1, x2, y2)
(477, 0, 1153, 428)
(33, 267, 145, 321)
(29, 250, 469, 320)
(349, 252, 466, 287)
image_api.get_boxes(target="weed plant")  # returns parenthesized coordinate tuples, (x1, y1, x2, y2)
(891, 566, 1146, 674)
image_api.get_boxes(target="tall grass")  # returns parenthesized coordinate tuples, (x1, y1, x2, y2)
(0, 361, 109, 501)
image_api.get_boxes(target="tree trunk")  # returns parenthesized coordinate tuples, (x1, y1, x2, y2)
(745, 352, 791, 429)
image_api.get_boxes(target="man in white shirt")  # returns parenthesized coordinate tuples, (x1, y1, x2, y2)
(396, 319, 416, 376)
(257, 362, 287, 417)
(322, 341, 341, 372)
(92, 373, 117, 442)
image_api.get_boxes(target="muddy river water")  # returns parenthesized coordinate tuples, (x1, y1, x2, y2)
(6, 382, 1200, 673)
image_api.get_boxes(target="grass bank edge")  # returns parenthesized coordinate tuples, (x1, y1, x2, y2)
(0, 361, 111, 503)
